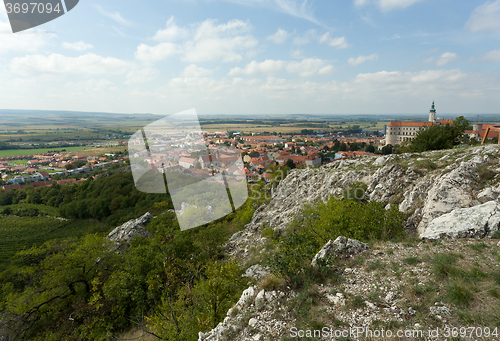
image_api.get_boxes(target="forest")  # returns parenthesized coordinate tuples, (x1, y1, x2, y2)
(0, 167, 406, 340)
(0, 169, 262, 340)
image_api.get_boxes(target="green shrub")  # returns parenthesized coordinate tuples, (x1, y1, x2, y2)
(404, 256, 421, 265)
(291, 197, 406, 246)
(468, 241, 489, 252)
(446, 281, 473, 307)
(432, 253, 458, 278)
(492, 271, 500, 285)
(367, 260, 383, 271)
(477, 165, 496, 183)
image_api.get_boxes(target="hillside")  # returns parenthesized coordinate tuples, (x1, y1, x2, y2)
(202, 144, 500, 341)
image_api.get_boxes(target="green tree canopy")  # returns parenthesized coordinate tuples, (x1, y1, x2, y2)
(409, 116, 470, 152)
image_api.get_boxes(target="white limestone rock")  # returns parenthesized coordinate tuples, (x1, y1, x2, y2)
(420, 201, 500, 239)
(107, 212, 151, 245)
(416, 155, 490, 235)
(243, 264, 271, 282)
(311, 236, 370, 266)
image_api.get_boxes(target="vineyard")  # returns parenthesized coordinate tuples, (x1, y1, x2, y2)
(0, 216, 108, 267)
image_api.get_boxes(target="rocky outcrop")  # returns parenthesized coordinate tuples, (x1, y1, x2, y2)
(107, 212, 151, 245)
(242, 264, 271, 281)
(205, 145, 500, 341)
(311, 236, 370, 266)
(198, 285, 288, 341)
(414, 154, 490, 234)
(420, 201, 500, 239)
(227, 144, 500, 263)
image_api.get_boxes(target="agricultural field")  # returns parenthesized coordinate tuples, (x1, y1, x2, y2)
(6, 160, 28, 165)
(66, 146, 128, 157)
(0, 215, 108, 267)
(0, 146, 91, 158)
(200, 123, 337, 134)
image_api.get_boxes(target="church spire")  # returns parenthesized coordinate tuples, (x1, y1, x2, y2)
(429, 101, 436, 122)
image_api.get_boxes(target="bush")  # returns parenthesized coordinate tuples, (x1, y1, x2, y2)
(293, 197, 406, 244)
(432, 253, 458, 278)
(446, 281, 473, 307)
(267, 196, 405, 289)
(477, 165, 496, 184)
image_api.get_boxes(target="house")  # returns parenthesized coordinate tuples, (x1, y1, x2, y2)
(179, 157, 196, 169)
(305, 154, 321, 167)
(259, 172, 272, 183)
(198, 155, 221, 169)
(39, 171, 50, 180)
(25, 167, 39, 174)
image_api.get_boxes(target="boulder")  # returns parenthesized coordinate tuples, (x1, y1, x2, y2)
(420, 201, 500, 239)
(311, 236, 370, 266)
(242, 264, 271, 282)
(415, 155, 490, 234)
(107, 212, 151, 245)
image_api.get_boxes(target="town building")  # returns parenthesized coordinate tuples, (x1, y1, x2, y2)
(385, 102, 452, 145)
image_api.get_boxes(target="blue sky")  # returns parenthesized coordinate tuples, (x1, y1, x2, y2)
(1, 0, 500, 116)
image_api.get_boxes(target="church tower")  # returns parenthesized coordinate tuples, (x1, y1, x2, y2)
(428, 101, 436, 123)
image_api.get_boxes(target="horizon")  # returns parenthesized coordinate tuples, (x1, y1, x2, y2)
(1, 1, 500, 115)
(1, 108, 500, 120)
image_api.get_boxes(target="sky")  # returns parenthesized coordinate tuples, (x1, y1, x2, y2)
(1, 0, 500, 116)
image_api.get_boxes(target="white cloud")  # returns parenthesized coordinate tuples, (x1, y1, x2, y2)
(348, 53, 378, 66)
(125, 67, 157, 85)
(286, 59, 334, 76)
(95, 5, 133, 26)
(0, 20, 54, 55)
(135, 42, 179, 62)
(229, 60, 286, 75)
(228, 58, 334, 76)
(63, 79, 117, 95)
(470, 49, 500, 62)
(267, 28, 288, 44)
(436, 52, 460, 66)
(136, 19, 258, 63)
(291, 49, 303, 58)
(153, 16, 189, 41)
(184, 19, 257, 62)
(160, 68, 500, 112)
(466, 0, 500, 32)
(215, 0, 326, 28)
(293, 29, 316, 45)
(319, 32, 349, 49)
(182, 64, 214, 77)
(354, 0, 368, 6)
(11, 53, 131, 76)
(378, 0, 424, 11)
(354, 0, 424, 11)
(62, 41, 94, 51)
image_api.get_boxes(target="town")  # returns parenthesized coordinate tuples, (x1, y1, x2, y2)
(2, 103, 500, 191)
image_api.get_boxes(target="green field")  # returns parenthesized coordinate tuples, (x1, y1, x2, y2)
(6, 203, 60, 216)
(0, 215, 108, 265)
(0, 146, 91, 158)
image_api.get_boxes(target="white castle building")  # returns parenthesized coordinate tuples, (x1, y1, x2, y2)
(385, 102, 452, 146)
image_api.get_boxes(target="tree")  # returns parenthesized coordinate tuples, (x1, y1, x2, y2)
(409, 116, 470, 152)
(381, 144, 393, 155)
(365, 145, 376, 153)
(2, 235, 117, 340)
(285, 159, 296, 169)
(72, 160, 87, 168)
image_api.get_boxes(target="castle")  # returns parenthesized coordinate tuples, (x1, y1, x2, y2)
(385, 102, 452, 146)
